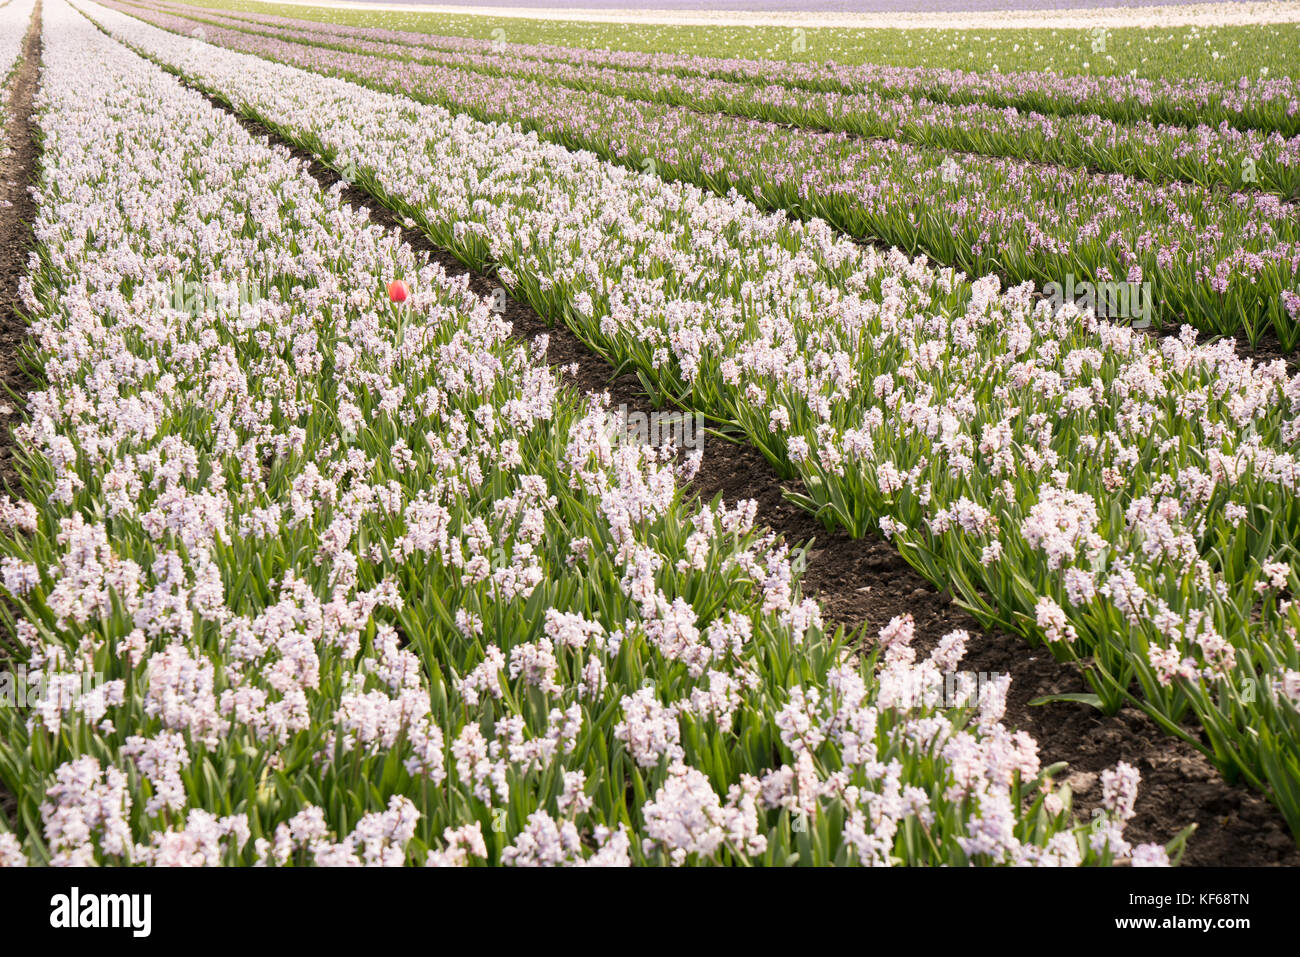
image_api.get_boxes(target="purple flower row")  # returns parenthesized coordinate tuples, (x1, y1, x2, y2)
(129, 0, 1300, 198)
(104, 0, 1300, 346)
(138, 0, 1300, 136)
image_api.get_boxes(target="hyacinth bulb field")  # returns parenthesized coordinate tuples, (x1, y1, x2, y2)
(0, 0, 1294, 881)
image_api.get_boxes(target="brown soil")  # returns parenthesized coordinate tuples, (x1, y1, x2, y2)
(0, 0, 40, 833)
(127, 57, 1300, 867)
(0, 2, 37, 498)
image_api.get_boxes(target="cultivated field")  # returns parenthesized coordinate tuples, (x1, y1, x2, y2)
(0, 0, 1296, 869)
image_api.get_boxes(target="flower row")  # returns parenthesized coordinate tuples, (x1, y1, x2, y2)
(81, 0, 1300, 841)
(128, 0, 1300, 136)
(99, 0, 1300, 348)
(0, 0, 33, 93)
(0, 0, 1135, 868)
(127, 0, 1300, 198)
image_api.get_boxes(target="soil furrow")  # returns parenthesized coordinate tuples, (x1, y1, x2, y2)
(0, 0, 41, 833)
(0, 3, 38, 497)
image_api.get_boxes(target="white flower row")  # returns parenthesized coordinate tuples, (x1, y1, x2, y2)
(0, 0, 34, 104)
(81, 0, 1300, 826)
(74, 0, 1300, 827)
(0, 0, 1154, 867)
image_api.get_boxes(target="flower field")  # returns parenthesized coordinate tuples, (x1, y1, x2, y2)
(120, 0, 1300, 194)
(86, 0, 1300, 350)
(0, 0, 33, 93)
(0, 0, 1295, 870)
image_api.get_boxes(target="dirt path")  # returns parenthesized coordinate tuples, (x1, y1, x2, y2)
(0, 0, 40, 833)
(103, 44, 1300, 865)
(0, 4, 38, 499)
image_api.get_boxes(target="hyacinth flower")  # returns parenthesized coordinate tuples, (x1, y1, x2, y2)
(124, 0, 1300, 137)
(94, 0, 1300, 348)
(83, 0, 1300, 843)
(0, 0, 1183, 868)
(125, 0, 1300, 199)
(0, 0, 33, 87)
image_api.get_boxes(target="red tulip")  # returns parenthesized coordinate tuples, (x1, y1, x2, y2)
(387, 280, 410, 304)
